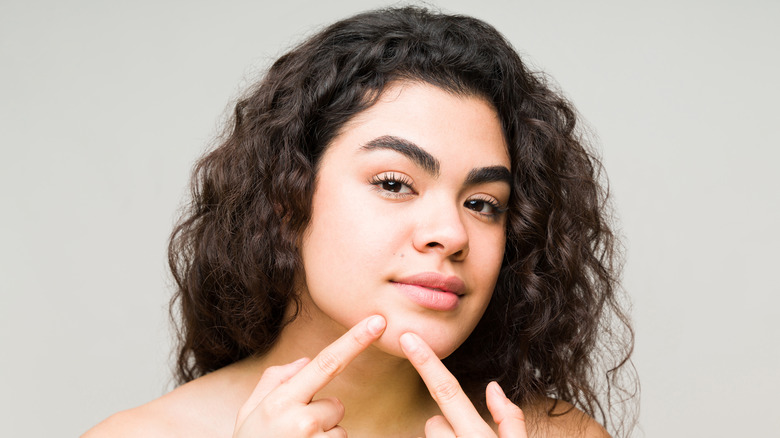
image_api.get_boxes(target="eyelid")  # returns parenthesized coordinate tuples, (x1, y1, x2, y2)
(466, 194, 508, 220)
(368, 171, 508, 219)
(471, 192, 506, 208)
(369, 172, 417, 197)
(369, 171, 415, 187)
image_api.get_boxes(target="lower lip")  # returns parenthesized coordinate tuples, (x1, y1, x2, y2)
(392, 282, 460, 311)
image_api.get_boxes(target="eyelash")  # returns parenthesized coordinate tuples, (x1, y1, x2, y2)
(464, 196, 507, 220)
(369, 173, 507, 220)
(369, 173, 416, 198)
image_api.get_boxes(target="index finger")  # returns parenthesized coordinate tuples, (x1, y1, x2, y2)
(400, 332, 486, 433)
(280, 315, 387, 403)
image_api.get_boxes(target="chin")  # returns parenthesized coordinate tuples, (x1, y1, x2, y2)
(374, 318, 467, 360)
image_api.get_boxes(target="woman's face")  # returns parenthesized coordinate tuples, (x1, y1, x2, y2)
(299, 81, 510, 359)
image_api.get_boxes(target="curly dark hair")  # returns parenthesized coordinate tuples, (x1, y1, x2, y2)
(168, 6, 637, 436)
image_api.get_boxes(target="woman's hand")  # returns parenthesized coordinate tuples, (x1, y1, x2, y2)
(399, 332, 528, 438)
(233, 315, 387, 437)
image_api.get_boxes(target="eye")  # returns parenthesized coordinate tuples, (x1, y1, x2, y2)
(370, 172, 416, 197)
(464, 197, 507, 220)
(379, 180, 412, 194)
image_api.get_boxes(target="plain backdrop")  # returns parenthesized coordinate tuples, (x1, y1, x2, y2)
(1, 0, 778, 436)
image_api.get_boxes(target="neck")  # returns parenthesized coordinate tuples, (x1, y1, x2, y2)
(252, 301, 439, 435)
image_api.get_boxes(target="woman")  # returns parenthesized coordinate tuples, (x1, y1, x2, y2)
(86, 6, 636, 437)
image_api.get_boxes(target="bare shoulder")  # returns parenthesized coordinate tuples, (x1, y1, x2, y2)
(81, 402, 179, 438)
(525, 398, 610, 438)
(82, 362, 255, 438)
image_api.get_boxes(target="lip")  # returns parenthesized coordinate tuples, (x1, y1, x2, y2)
(393, 272, 466, 295)
(392, 272, 465, 311)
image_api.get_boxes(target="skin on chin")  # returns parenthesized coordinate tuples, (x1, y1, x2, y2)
(296, 280, 491, 360)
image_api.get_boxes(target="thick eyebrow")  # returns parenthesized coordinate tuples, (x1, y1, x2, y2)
(464, 165, 512, 187)
(360, 135, 511, 186)
(360, 135, 440, 177)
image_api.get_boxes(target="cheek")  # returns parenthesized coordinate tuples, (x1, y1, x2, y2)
(470, 226, 506, 283)
(303, 197, 399, 271)
(489, 234, 506, 278)
(299, 187, 406, 324)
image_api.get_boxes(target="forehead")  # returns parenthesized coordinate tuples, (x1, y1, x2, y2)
(328, 81, 510, 168)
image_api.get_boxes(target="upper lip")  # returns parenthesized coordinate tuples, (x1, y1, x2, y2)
(392, 272, 466, 295)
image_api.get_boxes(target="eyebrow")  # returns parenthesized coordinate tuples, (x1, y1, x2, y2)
(464, 166, 512, 186)
(360, 135, 440, 177)
(359, 135, 511, 186)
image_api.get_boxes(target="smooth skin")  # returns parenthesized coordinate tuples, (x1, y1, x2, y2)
(233, 315, 528, 437)
(298, 81, 509, 361)
(83, 82, 609, 438)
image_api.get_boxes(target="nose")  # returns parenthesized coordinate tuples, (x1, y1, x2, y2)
(411, 197, 469, 261)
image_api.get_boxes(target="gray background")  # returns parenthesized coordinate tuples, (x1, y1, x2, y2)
(2, 0, 778, 436)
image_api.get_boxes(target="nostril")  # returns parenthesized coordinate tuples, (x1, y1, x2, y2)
(426, 241, 441, 248)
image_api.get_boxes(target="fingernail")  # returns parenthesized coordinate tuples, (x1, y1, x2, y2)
(292, 357, 309, 365)
(367, 315, 386, 335)
(489, 381, 506, 398)
(399, 332, 420, 353)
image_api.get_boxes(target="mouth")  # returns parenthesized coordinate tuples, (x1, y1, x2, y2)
(396, 285, 461, 296)
(392, 272, 466, 294)
(391, 272, 465, 311)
